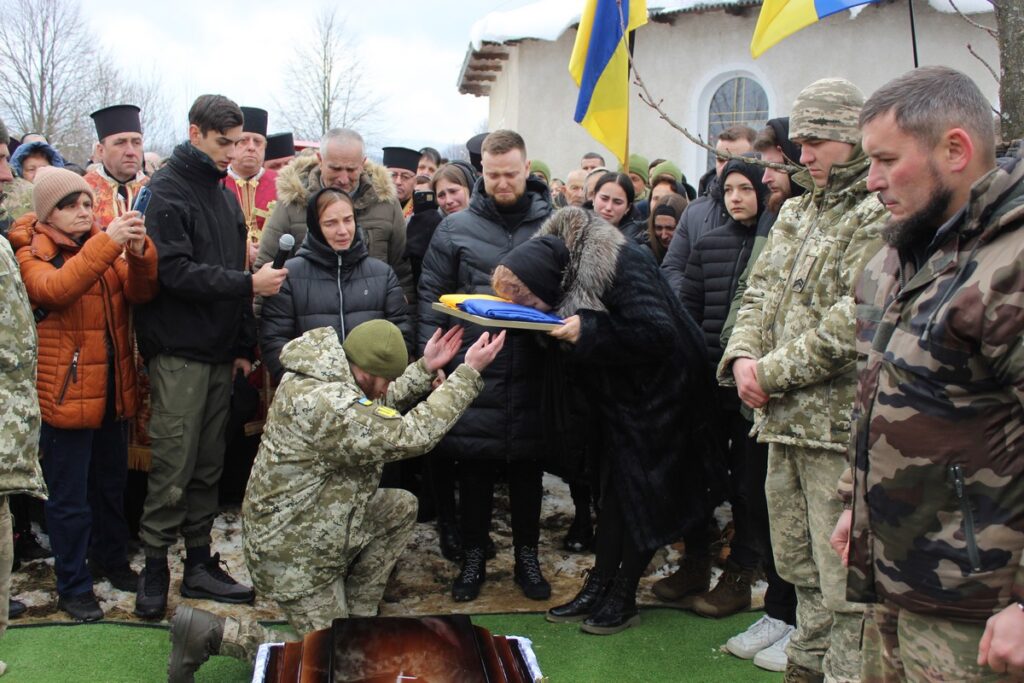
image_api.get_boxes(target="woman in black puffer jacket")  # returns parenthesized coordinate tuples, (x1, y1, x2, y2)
(260, 188, 411, 382)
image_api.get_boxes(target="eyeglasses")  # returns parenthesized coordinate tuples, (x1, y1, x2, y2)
(391, 170, 415, 182)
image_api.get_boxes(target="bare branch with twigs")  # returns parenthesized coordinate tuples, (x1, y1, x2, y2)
(947, 0, 998, 37)
(626, 52, 800, 174)
(967, 43, 1000, 83)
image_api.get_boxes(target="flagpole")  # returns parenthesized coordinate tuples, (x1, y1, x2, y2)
(908, 0, 920, 68)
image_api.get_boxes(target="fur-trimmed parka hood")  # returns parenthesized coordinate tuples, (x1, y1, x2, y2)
(275, 154, 396, 210)
(534, 206, 625, 318)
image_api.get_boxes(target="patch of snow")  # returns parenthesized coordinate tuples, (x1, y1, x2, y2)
(928, 0, 994, 14)
(470, 0, 584, 50)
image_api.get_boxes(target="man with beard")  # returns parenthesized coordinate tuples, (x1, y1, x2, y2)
(225, 107, 278, 269)
(417, 130, 553, 604)
(718, 79, 887, 683)
(829, 66, 1024, 681)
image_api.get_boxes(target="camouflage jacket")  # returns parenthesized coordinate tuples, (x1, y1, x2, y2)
(242, 326, 484, 601)
(0, 237, 47, 499)
(845, 158, 1024, 621)
(718, 147, 886, 452)
(0, 178, 34, 228)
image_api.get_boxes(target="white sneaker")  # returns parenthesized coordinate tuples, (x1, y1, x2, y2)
(753, 625, 794, 672)
(725, 615, 791, 659)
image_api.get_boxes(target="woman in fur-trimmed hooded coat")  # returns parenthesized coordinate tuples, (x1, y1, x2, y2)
(494, 206, 722, 634)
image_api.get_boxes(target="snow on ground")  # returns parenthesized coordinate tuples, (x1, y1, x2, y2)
(12, 474, 763, 626)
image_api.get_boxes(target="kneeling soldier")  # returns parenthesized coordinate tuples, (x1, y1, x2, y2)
(168, 320, 504, 681)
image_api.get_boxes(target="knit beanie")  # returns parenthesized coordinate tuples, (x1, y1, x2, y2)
(32, 167, 94, 220)
(620, 153, 649, 185)
(789, 78, 865, 146)
(499, 234, 570, 309)
(529, 160, 551, 185)
(342, 320, 408, 380)
(649, 160, 682, 185)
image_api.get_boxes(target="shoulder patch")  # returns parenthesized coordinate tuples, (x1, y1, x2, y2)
(357, 398, 373, 406)
(374, 405, 400, 419)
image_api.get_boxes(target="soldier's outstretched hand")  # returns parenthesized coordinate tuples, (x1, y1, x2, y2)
(423, 326, 465, 372)
(465, 331, 506, 372)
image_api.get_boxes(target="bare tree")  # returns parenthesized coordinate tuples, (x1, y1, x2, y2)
(0, 0, 178, 163)
(991, 0, 1024, 141)
(275, 9, 386, 140)
(0, 0, 95, 158)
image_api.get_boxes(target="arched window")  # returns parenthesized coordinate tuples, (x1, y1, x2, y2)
(706, 76, 769, 170)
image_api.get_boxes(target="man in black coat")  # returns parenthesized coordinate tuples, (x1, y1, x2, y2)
(134, 95, 288, 620)
(417, 130, 552, 603)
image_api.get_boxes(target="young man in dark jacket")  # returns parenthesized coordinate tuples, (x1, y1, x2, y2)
(417, 130, 553, 603)
(134, 95, 288, 619)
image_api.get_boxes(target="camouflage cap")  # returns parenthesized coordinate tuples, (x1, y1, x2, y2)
(789, 78, 865, 145)
(342, 319, 408, 380)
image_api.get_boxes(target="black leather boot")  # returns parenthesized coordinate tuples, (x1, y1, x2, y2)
(437, 519, 463, 563)
(563, 512, 594, 553)
(546, 568, 611, 623)
(580, 575, 640, 635)
(452, 547, 487, 602)
(513, 545, 551, 600)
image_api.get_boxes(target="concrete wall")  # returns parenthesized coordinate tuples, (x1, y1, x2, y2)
(481, 0, 999, 185)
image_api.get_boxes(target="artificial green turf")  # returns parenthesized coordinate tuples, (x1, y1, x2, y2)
(0, 609, 780, 682)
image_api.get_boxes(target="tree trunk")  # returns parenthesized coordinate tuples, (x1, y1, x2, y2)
(993, 0, 1024, 142)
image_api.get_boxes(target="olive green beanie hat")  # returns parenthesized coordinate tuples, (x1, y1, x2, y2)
(342, 320, 408, 380)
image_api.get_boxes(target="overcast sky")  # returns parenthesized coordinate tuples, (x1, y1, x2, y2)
(78, 0, 540, 154)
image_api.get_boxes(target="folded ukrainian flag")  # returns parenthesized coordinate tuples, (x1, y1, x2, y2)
(460, 300, 564, 325)
(751, 0, 881, 58)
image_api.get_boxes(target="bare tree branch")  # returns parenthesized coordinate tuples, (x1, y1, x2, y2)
(274, 9, 386, 141)
(948, 0, 999, 37)
(967, 42, 1000, 83)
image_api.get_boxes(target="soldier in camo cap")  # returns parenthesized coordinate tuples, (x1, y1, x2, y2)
(829, 66, 1024, 681)
(167, 321, 505, 682)
(0, 115, 48, 677)
(718, 77, 888, 682)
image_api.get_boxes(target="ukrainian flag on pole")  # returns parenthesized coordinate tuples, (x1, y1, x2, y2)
(750, 0, 881, 58)
(569, 0, 648, 166)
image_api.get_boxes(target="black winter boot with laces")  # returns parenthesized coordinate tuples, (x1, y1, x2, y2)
(546, 567, 611, 622)
(452, 547, 487, 602)
(581, 575, 640, 635)
(514, 545, 551, 601)
(181, 552, 255, 604)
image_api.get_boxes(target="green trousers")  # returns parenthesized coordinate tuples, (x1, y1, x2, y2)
(139, 355, 232, 555)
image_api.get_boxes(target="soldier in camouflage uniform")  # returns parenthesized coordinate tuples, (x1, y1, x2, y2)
(167, 320, 505, 682)
(828, 67, 1024, 681)
(0, 116, 48, 676)
(718, 79, 887, 683)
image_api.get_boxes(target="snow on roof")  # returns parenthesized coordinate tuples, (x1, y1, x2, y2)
(469, 0, 991, 49)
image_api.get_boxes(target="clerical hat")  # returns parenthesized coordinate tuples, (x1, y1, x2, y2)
(382, 146, 420, 173)
(466, 133, 487, 173)
(265, 132, 295, 161)
(90, 104, 142, 141)
(240, 107, 268, 138)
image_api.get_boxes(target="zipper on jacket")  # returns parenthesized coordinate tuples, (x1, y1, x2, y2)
(57, 348, 80, 405)
(337, 254, 347, 340)
(949, 465, 982, 572)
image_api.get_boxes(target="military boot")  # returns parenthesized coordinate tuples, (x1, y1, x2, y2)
(168, 605, 224, 683)
(691, 560, 753, 618)
(651, 554, 711, 604)
(783, 662, 825, 683)
(513, 546, 551, 601)
(452, 547, 487, 602)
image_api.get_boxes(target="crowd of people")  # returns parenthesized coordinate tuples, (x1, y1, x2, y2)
(0, 63, 1022, 683)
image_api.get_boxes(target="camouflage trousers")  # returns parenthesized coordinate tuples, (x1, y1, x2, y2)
(0, 497, 10, 640)
(219, 488, 418, 662)
(766, 443, 864, 683)
(863, 602, 1011, 682)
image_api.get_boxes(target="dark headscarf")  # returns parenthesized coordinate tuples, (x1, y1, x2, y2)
(720, 156, 770, 222)
(306, 187, 360, 249)
(499, 235, 569, 308)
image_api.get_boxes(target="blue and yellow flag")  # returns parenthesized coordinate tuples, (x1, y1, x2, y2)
(569, 0, 648, 166)
(751, 0, 881, 58)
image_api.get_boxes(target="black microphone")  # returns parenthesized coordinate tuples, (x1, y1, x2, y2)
(271, 233, 295, 269)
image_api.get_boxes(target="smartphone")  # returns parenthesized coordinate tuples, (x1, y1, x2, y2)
(132, 186, 152, 217)
(413, 189, 437, 213)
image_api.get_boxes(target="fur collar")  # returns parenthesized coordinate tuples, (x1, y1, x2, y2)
(275, 154, 396, 209)
(534, 207, 624, 318)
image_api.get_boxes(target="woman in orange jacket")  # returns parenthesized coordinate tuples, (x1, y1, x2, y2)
(7, 167, 158, 622)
